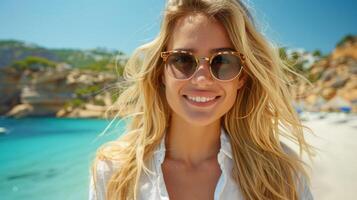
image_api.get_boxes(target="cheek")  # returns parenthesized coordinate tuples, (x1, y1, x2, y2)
(226, 89, 238, 109)
(163, 73, 182, 108)
(222, 82, 240, 110)
(165, 85, 185, 118)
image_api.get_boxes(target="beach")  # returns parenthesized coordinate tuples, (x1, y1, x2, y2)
(286, 113, 357, 200)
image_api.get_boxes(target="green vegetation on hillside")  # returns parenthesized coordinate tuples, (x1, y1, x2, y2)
(52, 48, 125, 68)
(0, 39, 127, 69)
(279, 47, 324, 83)
(11, 56, 56, 71)
(79, 58, 125, 75)
(336, 34, 356, 47)
(279, 47, 306, 73)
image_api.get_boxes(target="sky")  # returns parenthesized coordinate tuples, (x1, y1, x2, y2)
(0, 0, 356, 55)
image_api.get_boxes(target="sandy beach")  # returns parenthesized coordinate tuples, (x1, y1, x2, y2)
(285, 113, 357, 200)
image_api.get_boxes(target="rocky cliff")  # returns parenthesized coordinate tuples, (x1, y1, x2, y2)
(0, 40, 126, 118)
(292, 35, 357, 113)
(0, 65, 119, 118)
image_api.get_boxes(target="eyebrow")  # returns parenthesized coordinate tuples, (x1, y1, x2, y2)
(172, 47, 236, 53)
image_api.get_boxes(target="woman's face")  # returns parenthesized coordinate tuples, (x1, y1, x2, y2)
(162, 13, 246, 126)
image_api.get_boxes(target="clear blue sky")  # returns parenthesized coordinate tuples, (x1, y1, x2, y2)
(0, 0, 356, 55)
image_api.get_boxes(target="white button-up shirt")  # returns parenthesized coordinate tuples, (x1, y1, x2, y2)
(89, 129, 313, 200)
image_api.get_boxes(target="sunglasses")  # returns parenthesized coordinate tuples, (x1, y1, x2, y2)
(160, 50, 245, 81)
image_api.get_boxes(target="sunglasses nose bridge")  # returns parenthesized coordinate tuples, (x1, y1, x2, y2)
(191, 56, 214, 81)
(195, 56, 212, 73)
(197, 56, 210, 64)
(196, 56, 211, 70)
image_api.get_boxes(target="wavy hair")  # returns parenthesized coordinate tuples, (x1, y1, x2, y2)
(91, 0, 315, 199)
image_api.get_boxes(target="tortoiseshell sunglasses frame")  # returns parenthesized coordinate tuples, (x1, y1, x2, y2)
(160, 50, 246, 81)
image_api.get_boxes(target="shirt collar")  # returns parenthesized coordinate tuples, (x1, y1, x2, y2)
(153, 127, 233, 165)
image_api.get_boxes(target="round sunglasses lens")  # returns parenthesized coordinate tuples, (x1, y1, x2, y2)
(211, 54, 242, 80)
(166, 53, 196, 79)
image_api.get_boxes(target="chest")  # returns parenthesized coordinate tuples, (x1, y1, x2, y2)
(161, 160, 222, 200)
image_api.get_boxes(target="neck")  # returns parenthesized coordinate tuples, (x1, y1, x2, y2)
(165, 114, 221, 166)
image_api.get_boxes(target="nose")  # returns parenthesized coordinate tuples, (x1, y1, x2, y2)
(191, 57, 214, 86)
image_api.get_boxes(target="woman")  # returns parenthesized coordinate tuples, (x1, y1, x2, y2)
(90, 0, 315, 199)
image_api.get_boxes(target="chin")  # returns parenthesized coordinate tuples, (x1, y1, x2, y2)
(180, 111, 222, 127)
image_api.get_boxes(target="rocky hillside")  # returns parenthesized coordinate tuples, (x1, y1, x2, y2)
(0, 40, 127, 118)
(0, 40, 126, 68)
(0, 64, 122, 118)
(292, 35, 357, 113)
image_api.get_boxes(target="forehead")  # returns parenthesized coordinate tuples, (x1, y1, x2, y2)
(167, 13, 234, 52)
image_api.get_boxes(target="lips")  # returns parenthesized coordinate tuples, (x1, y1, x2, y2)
(185, 95, 217, 102)
(183, 94, 221, 107)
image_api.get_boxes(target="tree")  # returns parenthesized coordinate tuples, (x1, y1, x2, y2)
(312, 49, 322, 57)
(11, 56, 56, 71)
(336, 34, 355, 47)
(279, 47, 287, 60)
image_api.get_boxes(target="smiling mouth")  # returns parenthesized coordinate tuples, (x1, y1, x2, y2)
(183, 95, 221, 104)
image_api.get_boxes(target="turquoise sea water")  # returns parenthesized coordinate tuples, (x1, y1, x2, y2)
(0, 117, 125, 200)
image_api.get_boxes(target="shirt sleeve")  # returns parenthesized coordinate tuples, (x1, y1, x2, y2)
(280, 142, 314, 200)
(89, 159, 114, 200)
(297, 173, 314, 200)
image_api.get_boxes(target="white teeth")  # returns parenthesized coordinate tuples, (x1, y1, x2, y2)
(186, 96, 216, 103)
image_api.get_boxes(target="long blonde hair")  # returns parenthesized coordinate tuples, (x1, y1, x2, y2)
(92, 0, 315, 199)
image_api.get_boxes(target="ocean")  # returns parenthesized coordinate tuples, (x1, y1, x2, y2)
(0, 117, 125, 200)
